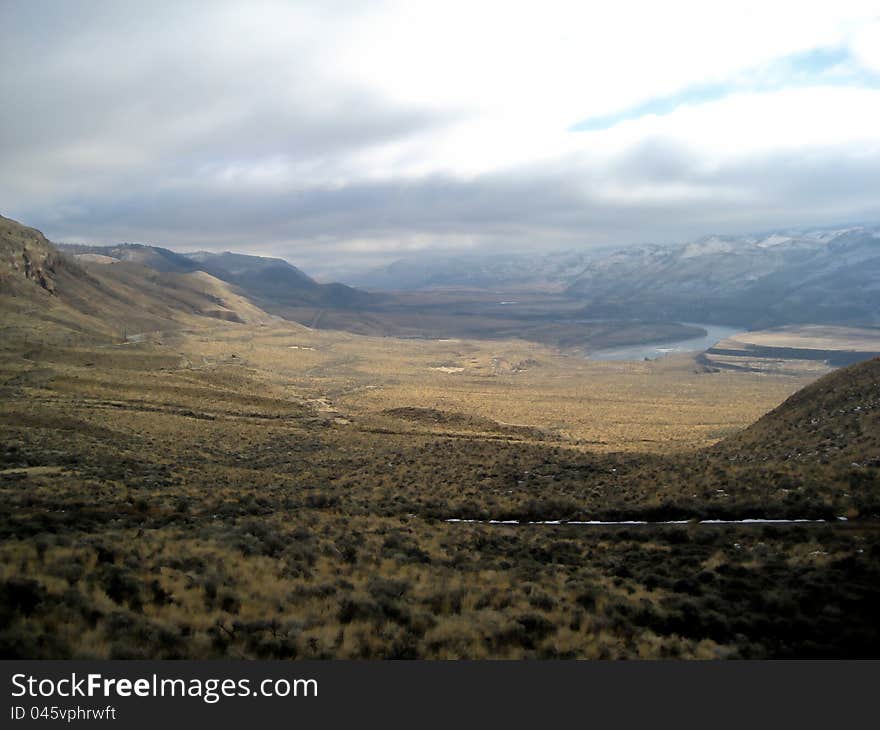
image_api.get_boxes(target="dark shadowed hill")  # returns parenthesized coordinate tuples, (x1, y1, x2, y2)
(185, 251, 313, 282)
(714, 357, 880, 466)
(184, 251, 375, 309)
(571, 357, 880, 521)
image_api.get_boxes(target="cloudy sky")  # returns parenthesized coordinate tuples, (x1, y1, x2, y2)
(2, 1, 880, 278)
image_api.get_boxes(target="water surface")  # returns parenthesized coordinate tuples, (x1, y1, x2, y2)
(589, 322, 743, 361)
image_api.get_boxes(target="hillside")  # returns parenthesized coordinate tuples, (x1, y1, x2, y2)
(623, 357, 880, 521)
(0, 214, 62, 295)
(1, 216, 274, 345)
(565, 227, 880, 327)
(487, 348, 879, 519)
(59, 243, 377, 311)
(714, 357, 880, 466)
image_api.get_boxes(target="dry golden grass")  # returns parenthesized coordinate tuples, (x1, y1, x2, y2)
(2, 315, 876, 661)
(167, 320, 819, 452)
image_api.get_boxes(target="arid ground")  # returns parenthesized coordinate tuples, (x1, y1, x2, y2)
(2, 311, 878, 659)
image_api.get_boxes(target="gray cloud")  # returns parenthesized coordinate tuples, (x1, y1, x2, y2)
(15, 147, 879, 273)
(2, 2, 880, 280)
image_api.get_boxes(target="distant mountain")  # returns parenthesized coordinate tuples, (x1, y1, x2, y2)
(352, 249, 615, 291)
(57, 244, 375, 311)
(58, 242, 198, 273)
(565, 226, 880, 328)
(353, 226, 880, 329)
(184, 251, 313, 284)
(184, 251, 374, 309)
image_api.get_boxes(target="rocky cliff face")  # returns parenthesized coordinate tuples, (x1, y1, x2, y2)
(0, 214, 61, 293)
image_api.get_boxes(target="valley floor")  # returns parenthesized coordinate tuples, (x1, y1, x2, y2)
(1, 320, 878, 658)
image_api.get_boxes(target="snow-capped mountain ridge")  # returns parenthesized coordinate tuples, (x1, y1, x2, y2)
(566, 225, 880, 328)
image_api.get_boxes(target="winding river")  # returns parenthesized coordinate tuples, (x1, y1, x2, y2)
(588, 322, 743, 361)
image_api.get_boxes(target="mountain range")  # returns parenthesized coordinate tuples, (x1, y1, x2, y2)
(565, 226, 880, 328)
(6, 214, 880, 344)
(351, 248, 618, 290)
(355, 225, 880, 328)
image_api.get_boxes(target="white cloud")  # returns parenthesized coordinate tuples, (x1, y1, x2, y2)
(851, 18, 880, 73)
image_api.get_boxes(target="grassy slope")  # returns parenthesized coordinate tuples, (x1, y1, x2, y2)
(716, 357, 880, 464)
(1, 215, 277, 347)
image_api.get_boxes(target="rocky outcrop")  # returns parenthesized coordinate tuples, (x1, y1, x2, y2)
(0, 214, 62, 294)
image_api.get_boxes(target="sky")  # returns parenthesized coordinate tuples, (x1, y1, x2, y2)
(2, 0, 880, 279)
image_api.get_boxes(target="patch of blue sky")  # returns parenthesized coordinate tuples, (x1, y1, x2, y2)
(571, 46, 880, 132)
